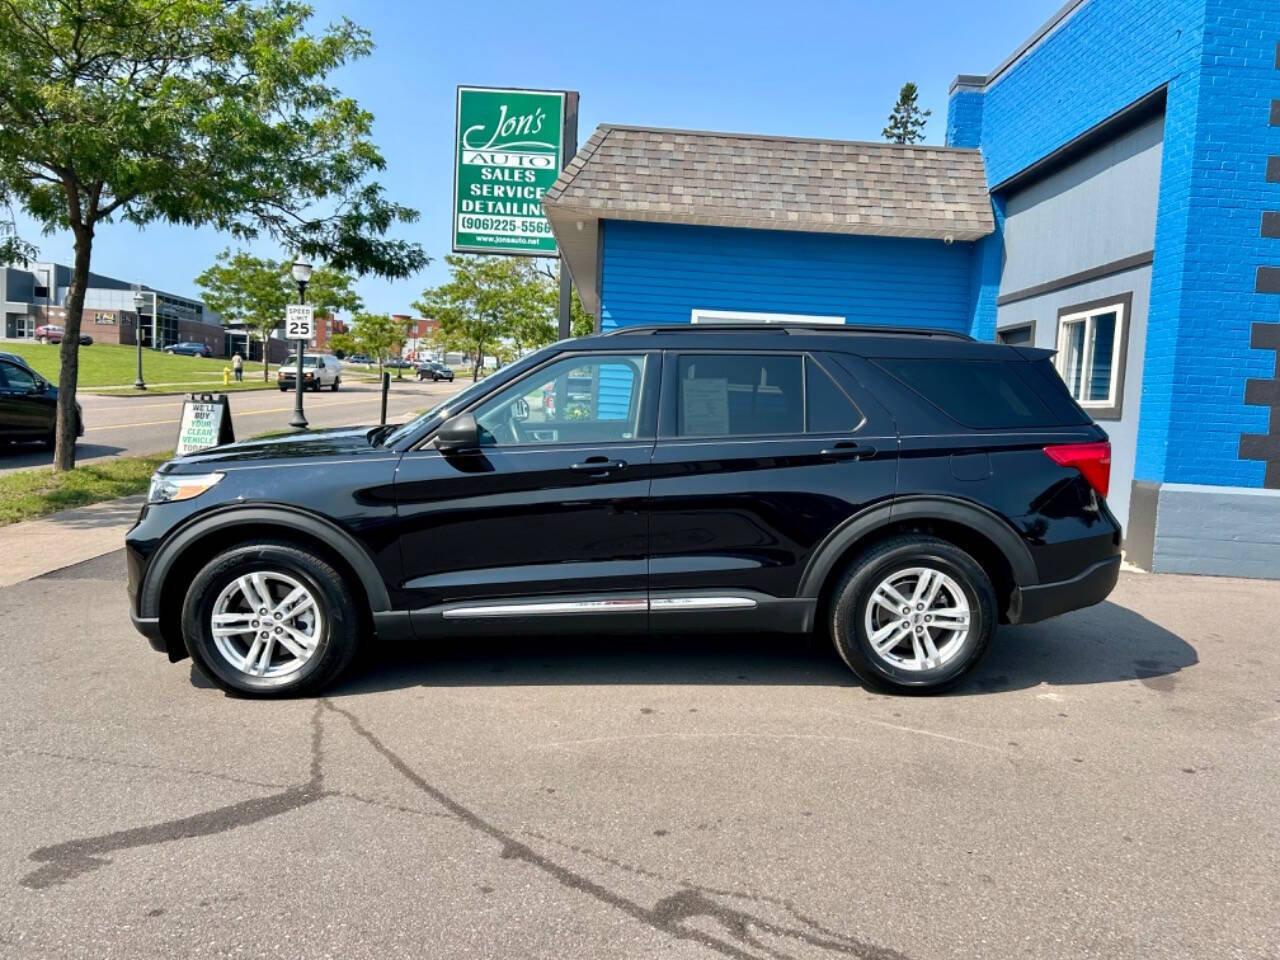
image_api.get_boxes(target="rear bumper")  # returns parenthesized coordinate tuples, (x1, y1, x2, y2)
(1008, 555, 1121, 625)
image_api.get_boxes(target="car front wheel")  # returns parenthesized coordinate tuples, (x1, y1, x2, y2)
(181, 540, 362, 697)
(829, 534, 995, 693)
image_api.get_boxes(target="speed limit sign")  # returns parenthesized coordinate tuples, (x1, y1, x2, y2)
(285, 304, 314, 340)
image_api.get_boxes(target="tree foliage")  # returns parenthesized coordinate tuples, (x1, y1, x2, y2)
(0, 0, 427, 468)
(883, 82, 931, 145)
(195, 250, 362, 379)
(414, 255, 595, 381)
(330, 312, 400, 379)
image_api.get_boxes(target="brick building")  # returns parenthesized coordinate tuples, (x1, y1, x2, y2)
(392, 314, 440, 359)
(308, 313, 347, 352)
(544, 0, 1280, 577)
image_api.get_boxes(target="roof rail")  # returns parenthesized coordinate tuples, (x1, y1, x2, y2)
(602, 323, 974, 341)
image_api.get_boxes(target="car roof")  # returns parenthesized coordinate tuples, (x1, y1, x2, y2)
(575, 323, 1048, 360)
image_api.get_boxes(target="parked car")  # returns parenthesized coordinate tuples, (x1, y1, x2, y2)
(127, 323, 1120, 698)
(277, 353, 341, 392)
(33, 324, 92, 346)
(345, 354, 373, 365)
(164, 341, 213, 358)
(0, 357, 83, 447)
(384, 357, 413, 369)
(416, 361, 455, 382)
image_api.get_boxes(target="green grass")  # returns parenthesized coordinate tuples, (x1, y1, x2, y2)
(0, 452, 170, 527)
(92, 380, 278, 397)
(3, 341, 268, 388)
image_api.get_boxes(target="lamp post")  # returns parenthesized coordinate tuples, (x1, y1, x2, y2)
(132, 289, 147, 390)
(289, 258, 312, 429)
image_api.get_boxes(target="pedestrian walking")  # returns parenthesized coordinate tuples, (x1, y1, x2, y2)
(232, 351, 244, 382)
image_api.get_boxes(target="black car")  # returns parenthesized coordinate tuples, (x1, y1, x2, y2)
(127, 324, 1120, 697)
(0, 356, 84, 446)
(384, 357, 413, 369)
(164, 341, 213, 358)
(417, 361, 455, 382)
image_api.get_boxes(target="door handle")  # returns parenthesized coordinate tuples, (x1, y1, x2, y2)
(571, 457, 628, 477)
(819, 442, 875, 462)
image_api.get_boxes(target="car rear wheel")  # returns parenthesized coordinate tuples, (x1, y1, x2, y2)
(829, 534, 995, 693)
(182, 540, 362, 697)
(330, 378, 340, 392)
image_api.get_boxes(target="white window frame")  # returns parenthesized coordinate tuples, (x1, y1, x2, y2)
(1054, 294, 1130, 420)
(690, 308, 845, 325)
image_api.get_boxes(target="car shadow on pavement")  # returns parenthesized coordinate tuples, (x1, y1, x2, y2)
(322, 600, 1196, 698)
(0, 442, 124, 471)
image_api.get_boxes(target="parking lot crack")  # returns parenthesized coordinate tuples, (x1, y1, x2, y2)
(20, 701, 330, 890)
(324, 699, 910, 960)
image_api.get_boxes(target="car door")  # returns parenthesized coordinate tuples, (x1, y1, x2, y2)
(396, 350, 660, 637)
(647, 349, 898, 630)
(0, 360, 52, 439)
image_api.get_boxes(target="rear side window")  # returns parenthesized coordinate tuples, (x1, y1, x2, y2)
(874, 358, 1057, 429)
(805, 357, 861, 432)
(676, 353, 803, 437)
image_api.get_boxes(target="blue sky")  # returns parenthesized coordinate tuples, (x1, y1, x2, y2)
(15, 0, 1062, 316)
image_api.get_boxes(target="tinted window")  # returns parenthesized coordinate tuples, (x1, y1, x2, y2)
(875, 358, 1056, 429)
(0, 361, 36, 391)
(676, 354, 803, 437)
(805, 357, 860, 433)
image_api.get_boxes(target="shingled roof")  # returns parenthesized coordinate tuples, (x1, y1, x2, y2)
(543, 125, 995, 314)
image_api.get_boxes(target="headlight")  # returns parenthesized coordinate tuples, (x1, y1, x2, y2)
(147, 472, 224, 504)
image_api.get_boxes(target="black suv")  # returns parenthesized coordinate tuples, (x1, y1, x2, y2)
(126, 325, 1120, 697)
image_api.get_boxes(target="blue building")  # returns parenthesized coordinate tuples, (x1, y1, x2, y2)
(544, 0, 1280, 578)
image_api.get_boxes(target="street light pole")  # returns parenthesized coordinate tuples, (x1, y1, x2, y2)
(289, 258, 312, 429)
(132, 289, 147, 390)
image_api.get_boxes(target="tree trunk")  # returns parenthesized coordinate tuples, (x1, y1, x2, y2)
(261, 330, 271, 380)
(53, 226, 93, 471)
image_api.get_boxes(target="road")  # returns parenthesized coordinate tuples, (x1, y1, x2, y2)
(0, 373, 467, 473)
(1, 563, 1277, 959)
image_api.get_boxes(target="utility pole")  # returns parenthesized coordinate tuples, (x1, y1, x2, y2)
(557, 92, 579, 341)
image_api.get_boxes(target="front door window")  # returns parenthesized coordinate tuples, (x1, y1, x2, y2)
(472, 354, 648, 446)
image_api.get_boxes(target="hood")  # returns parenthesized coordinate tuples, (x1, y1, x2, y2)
(165, 426, 387, 469)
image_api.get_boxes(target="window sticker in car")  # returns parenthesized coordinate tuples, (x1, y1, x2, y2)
(682, 377, 730, 436)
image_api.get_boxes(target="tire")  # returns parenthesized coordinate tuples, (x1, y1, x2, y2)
(279, 386, 288, 392)
(181, 540, 362, 697)
(829, 534, 995, 694)
(331, 378, 340, 392)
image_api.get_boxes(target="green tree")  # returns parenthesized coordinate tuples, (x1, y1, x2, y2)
(0, 0, 427, 470)
(196, 251, 363, 380)
(339, 312, 400, 380)
(882, 82, 931, 145)
(414, 256, 525, 381)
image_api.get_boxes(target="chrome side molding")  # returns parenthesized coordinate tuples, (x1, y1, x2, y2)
(441, 594, 759, 620)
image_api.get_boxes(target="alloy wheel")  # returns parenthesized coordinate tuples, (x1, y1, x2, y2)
(210, 571, 324, 679)
(863, 566, 971, 672)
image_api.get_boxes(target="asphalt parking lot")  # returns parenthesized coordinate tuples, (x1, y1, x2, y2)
(1, 556, 1277, 959)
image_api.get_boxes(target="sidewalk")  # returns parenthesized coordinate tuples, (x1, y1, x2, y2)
(0, 495, 142, 586)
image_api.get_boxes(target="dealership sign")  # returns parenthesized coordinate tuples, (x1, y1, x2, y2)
(453, 86, 566, 256)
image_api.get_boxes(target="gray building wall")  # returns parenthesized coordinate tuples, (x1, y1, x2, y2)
(1000, 115, 1163, 293)
(994, 114, 1163, 536)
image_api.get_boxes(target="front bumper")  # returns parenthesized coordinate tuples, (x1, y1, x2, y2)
(1008, 555, 1121, 625)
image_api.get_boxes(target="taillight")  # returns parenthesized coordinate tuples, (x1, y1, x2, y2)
(1044, 441, 1111, 498)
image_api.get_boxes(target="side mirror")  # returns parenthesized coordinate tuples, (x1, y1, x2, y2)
(33, 378, 49, 394)
(435, 412, 480, 453)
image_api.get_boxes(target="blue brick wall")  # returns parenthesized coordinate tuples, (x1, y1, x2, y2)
(946, 90, 984, 149)
(599, 221, 976, 332)
(946, 0, 1280, 488)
